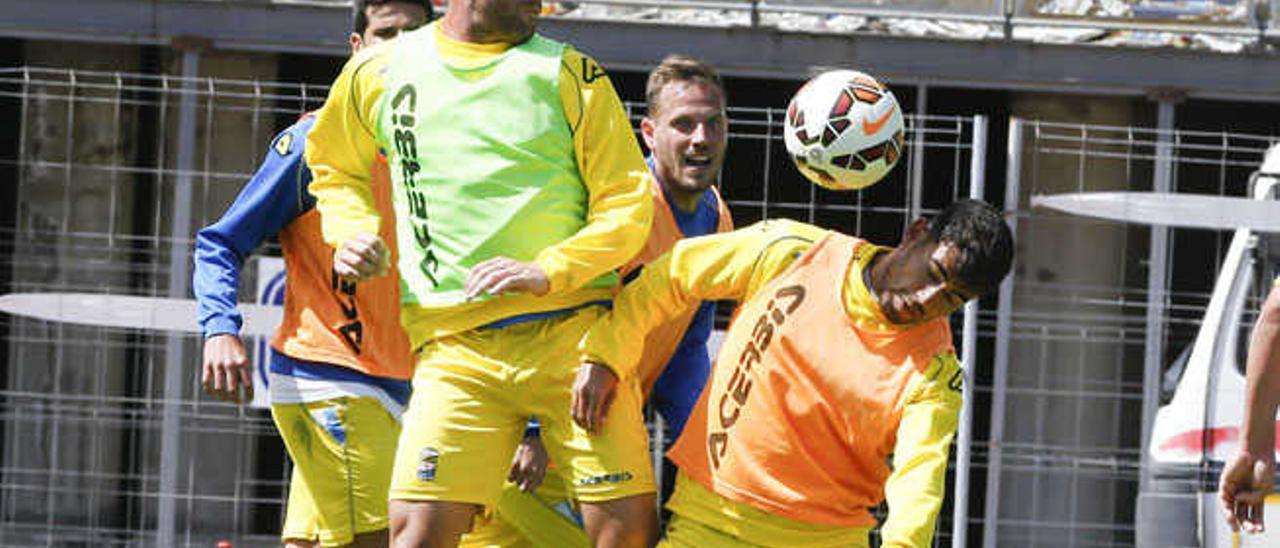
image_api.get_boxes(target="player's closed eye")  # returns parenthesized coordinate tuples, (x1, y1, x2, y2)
(928, 260, 971, 307)
(927, 260, 948, 285)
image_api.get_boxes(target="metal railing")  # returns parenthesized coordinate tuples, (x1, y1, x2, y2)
(543, 0, 1278, 43)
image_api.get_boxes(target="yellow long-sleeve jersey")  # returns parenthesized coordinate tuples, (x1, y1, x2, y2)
(581, 218, 963, 547)
(306, 26, 652, 345)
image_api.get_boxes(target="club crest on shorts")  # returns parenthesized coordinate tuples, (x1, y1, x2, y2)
(416, 447, 440, 481)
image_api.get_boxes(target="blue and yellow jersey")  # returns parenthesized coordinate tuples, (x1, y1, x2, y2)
(193, 115, 412, 411)
(625, 156, 734, 438)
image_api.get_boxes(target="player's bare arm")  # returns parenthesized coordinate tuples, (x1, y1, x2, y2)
(1220, 284, 1280, 533)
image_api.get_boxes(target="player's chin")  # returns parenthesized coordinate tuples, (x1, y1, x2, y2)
(517, 5, 541, 27)
(494, 13, 537, 40)
(672, 177, 714, 197)
(679, 167, 717, 187)
(882, 304, 922, 325)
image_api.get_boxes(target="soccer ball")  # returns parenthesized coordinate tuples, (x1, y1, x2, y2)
(784, 70, 906, 191)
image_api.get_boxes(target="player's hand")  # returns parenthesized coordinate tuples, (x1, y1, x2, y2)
(507, 431, 549, 493)
(571, 361, 618, 435)
(201, 334, 253, 404)
(464, 257, 550, 300)
(1220, 450, 1274, 533)
(333, 233, 389, 282)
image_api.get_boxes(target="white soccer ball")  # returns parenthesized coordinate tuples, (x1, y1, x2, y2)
(783, 70, 906, 191)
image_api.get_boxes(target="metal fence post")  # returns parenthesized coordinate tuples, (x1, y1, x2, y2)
(1002, 0, 1015, 39)
(1253, 0, 1271, 49)
(981, 116, 1021, 548)
(952, 115, 988, 548)
(1140, 100, 1176, 490)
(158, 46, 201, 548)
(652, 413, 666, 515)
(909, 85, 928, 221)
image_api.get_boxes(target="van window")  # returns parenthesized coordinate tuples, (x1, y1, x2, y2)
(1235, 239, 1280, 376)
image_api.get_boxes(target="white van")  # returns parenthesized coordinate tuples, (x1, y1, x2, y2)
(1137, 144, 1280, 547)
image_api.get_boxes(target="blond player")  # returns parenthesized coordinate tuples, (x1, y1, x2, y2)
(622, 54, 734, 442)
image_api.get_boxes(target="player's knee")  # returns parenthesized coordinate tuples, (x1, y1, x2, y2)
(602, 520, 658, 548)
(389, 500, 481, 548)
(582, 494, 658, 548)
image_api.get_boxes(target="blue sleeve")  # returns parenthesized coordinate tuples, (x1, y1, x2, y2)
(193, 118, 315, 338)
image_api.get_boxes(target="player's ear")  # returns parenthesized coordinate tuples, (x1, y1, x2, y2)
(640, 117, 658, 152)
(349, 32, 363, 54)
(901, 217, 929, 246)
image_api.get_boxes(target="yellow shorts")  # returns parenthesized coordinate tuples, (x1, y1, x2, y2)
(272, 396, 400, 546)
(390, 306, 655, 507)
(662, 474, 870, 548)
(461, 467, 589, 548)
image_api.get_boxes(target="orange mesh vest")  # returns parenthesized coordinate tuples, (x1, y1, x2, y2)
(619, 183, 732, 393)
(668, 232, 954, 526)
(272, 156, 413, 380)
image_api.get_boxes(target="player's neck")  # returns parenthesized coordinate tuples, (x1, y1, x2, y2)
(653, 167, 709, 214)
(667, 188, 703, 214)
(864, 252, 887, 299)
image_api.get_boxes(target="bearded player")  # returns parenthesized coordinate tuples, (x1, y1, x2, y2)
(305, 0, 657, 544)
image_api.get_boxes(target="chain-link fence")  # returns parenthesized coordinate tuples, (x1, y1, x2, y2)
(990, 119, 1279, 547)
(0, 67, 327, 547)
(8, 66, 1280, 548)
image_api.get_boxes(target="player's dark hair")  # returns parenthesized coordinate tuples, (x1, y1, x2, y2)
(928, 198, 1014, 298)
(645, 54, 726, 118)
(353, 0, 433, 34)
